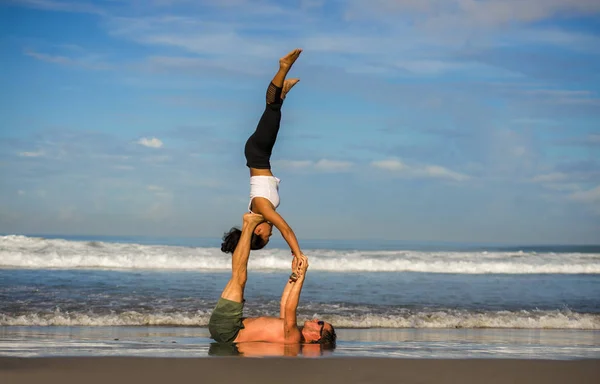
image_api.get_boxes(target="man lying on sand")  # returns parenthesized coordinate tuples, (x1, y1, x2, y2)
(209, 213, 336, 347)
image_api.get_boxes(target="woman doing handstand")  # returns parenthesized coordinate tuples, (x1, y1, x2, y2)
(221, 48, 305, 262)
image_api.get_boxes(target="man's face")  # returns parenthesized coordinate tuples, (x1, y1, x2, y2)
(302, 318, 332, 343)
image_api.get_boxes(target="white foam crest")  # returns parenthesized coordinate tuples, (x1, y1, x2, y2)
(1, 235, 599, 274)
(0, 311, 211, 327)
(0, 235, 230, 271)
(2, 309, 599, 329)
(325, 310, 600, 330)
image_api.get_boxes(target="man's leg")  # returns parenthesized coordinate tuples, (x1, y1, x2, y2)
(219, 213, 264, 303)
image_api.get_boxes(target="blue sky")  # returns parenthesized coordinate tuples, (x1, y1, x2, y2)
(1, 0, 599, 244)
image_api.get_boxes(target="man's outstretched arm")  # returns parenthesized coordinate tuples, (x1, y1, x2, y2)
(283, 254, 308, 341)
(280, 280, 294, 319)
(280, 256, 300, 318)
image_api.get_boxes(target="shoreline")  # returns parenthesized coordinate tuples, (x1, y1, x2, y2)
(2, 357, 599, 384)
(2, 327, 599, 359)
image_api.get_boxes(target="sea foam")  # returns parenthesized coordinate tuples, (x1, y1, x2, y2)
(1, 308, 598, 329)
(1, 235, 599, 274)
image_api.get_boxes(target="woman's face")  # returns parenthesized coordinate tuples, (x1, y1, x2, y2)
(255, 222, 273, 244)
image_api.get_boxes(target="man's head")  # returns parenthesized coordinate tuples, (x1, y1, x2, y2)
(301, 318, 336, 347)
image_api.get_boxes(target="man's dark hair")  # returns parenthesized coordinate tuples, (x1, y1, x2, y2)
(320, 325, 337, 349)
(221, 227, 266, 254)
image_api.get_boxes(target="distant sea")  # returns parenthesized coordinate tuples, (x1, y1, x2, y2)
(1, 234, 599, 359)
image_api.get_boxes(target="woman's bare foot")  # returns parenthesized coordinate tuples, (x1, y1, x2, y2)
(281, 78, 300, 99)
(270, 48, 302, 93)
(279, 48, 302, 71)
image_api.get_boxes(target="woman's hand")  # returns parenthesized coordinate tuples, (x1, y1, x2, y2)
(290, 253, 308, 282)
(296, 254, 309, 277)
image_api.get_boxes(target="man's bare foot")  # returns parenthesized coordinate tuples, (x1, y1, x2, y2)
(281, 78, 300, 99)
(279, 48, 302, 71)
(243, 212, 265, 227)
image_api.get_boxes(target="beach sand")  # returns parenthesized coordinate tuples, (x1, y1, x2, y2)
(1, 357, 599, 384)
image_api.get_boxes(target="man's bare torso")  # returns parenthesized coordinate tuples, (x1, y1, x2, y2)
(235, 317, 301, 344)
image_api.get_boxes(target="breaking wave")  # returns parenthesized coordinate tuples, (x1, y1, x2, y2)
(1, 309, 598, 329)
(2, 235, 599, 274)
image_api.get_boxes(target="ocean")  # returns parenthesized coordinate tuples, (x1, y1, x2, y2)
(1, 234, 599, 359)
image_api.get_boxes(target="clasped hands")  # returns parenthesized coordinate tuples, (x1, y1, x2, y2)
(289, 253, 308, 282)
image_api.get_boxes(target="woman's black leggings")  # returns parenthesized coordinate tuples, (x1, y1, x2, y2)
(244, 83, 283, 170)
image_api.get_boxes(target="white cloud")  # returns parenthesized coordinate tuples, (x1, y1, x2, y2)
(27, 0, 600, 29)
(137, 137, 163, 148)
(24, 49, 113, 70)
(346, 0, 600, 28)
(273, 160, 313, 169)
(393, 59, 467, 75)
(520, 89, 600, 106)
(106, 13, 290, 63)
(17, 190, 25, 196)
(523, 89, 592, 98)
(372, 158, 470, 181)
(458, 0, 600, 26)
(531, 172, 569, 183)
(14, 0, 596, 89)
(541, 183, 581, 192)
(8, 0, 106, 15)
(24, 49, 71, 65)
(274, 159, 353, 173)
(420, 165, 470, 182)
(314, 159, 353, 172)
(18, 150, 45, 157)
(145, 55, 264, 76)
(96, 154, 130, 161)
(372, 159, 406, 171)
(569, 185, 600, 203)
(147, 185, 173, 199)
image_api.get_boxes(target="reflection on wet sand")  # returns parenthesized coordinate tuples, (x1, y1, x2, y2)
(209, 342, 329, 358)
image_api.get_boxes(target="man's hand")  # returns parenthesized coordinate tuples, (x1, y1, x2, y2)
(296, 253, 309, 278)
(243, 212, 265, 227)
(290, 253, 308, 281)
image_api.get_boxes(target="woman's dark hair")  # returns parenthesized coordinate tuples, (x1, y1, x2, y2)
(220, 227, 266, 253)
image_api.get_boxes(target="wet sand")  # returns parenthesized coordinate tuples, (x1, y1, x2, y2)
(1, 357, 599, 384)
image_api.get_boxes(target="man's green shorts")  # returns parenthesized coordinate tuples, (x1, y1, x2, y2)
(208, 298, 245, 343)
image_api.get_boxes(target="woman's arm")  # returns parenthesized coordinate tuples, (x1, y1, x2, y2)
(251, 197, 303, 257)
